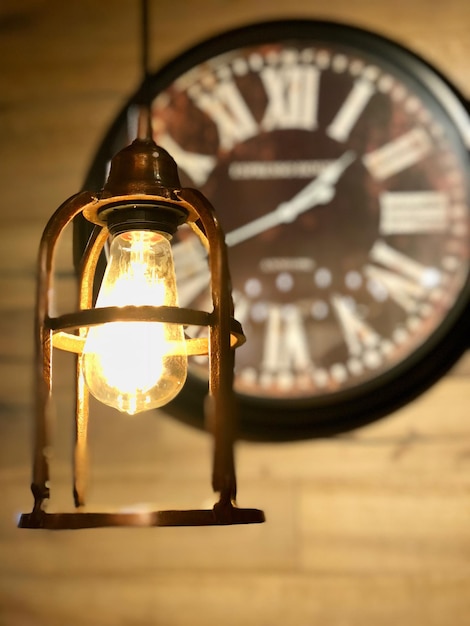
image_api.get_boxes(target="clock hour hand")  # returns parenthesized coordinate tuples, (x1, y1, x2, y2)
(225, 150, 356, 247)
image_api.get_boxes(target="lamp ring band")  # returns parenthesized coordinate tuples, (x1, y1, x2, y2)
(46, 305, 245, 355)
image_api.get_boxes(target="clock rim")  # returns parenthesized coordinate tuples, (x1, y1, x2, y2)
(76, 18, 470, 441)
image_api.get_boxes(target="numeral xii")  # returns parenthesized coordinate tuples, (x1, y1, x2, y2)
(188, 61, 375, 149)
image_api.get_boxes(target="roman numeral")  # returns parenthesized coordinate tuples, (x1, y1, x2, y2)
(326, 79, 374, 142)
(172, 234, 211, 363)
(365, 264, 427, 312)
(379, 191, 448, 234)
(331, 295, 386, 367)
(157, 132, 216, 187)
(190, 80, 258, 151)
(369, 240, 442, 288)
(260, 304, 314, 389)
(260, 64, 320, 131)
(363, 127, 432, 180)
(172, 233, 210, 307)
(232, 290, 251, 328)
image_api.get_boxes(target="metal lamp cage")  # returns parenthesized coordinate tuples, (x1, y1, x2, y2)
(18, 138, 265, 529)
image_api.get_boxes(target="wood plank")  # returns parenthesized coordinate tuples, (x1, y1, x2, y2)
(1, 572, 470, 626)
(1, 1, 470, 625)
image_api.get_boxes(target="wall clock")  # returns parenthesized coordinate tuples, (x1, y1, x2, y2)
(76, 20, 470, 440)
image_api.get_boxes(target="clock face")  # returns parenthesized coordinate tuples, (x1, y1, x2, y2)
(80, 21, 470, 439)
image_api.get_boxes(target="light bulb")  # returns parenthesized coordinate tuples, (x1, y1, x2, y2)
(82, 230, 187, 414)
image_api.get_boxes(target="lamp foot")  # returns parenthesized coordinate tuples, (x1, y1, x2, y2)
(18, 504, 265, 529)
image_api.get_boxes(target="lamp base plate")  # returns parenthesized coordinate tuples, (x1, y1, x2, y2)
(18, 505, 265, 529)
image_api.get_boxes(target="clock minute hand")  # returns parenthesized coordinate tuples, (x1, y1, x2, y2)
(225, 150, 356, 248)
(284, 150, 356, 215)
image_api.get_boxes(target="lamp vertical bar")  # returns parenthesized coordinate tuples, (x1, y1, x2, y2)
(73, 362, 89, 507)
(31, 216, 62, 516)
(74, 225, 109, 507)
(28, 193, 90, 517)
(179, 189, 237, 504)
(27, 192, 96, 522)
(209, 258, 237, 503)
(31, 321, 52, 516)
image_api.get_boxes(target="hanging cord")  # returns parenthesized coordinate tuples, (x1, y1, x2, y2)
(141, 0, 150, 83)
(137, 0, 152, 139)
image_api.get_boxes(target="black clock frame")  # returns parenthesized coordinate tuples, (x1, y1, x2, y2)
(75, 19, 470, 441)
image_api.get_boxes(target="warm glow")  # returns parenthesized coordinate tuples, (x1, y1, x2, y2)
(82, 230, 187, 414)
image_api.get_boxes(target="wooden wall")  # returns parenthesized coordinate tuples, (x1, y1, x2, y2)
(1, 1, 470, 624)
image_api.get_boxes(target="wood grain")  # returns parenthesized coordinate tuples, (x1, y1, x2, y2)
(1, 0, 470, 624)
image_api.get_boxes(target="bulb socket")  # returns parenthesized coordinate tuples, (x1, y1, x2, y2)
(101, 201, 189, 237)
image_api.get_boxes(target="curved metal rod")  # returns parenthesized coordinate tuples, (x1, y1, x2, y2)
(178, 187, 238, 507)
(50, 304, 212, 331)
(74, 223, 108, 506)
(51, 307, 244, 357)
(32, 191, 96, 517)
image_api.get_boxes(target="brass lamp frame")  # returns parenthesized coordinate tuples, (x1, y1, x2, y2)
(19, 137, 265, 529)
